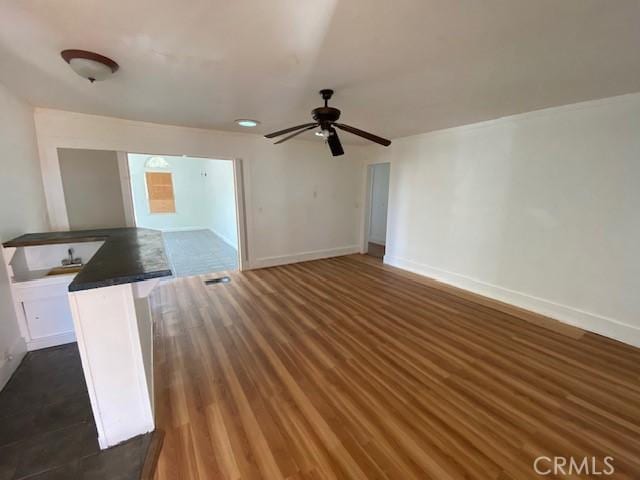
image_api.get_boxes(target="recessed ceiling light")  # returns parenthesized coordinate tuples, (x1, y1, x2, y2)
(235, 119, 260, 128)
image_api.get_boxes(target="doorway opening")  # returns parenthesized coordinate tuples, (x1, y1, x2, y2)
(126, 153, 240, 278)
(365, 163, 390, 259)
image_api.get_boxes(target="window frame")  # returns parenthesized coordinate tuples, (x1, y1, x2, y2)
(144, 170, 176, 214)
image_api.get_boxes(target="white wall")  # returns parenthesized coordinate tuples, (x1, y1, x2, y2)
(204, 159, 237, 247)
(368, 163, 390, 245)
(58, 148, 127, 230)
(0, 83, 49, 388)
(128, 154, 238, 247)
(366, 93, 640, 347)
(34, 109, 366, 269)
(128, 154, 214, 231)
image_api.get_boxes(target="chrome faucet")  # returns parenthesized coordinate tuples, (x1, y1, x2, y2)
(62, 248, 82, 266)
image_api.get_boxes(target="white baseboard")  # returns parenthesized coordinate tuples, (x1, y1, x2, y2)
(250, 245, 360, 269)
(0, 336, 27, 391)
(209, 228, 237, 250)
(157, 226, 209, 232)
(385, 255, 640, 348)
(27, 331, 76, 351)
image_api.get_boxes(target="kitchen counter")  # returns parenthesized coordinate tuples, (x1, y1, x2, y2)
(3, 228, 172, 292)
(2, 228, 166, 448)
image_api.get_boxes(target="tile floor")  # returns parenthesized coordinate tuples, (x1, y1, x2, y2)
(162, 229, 238, 278)
(0, 344, 152, 480)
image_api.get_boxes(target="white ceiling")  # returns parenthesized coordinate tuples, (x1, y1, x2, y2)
(1, 0, 639, 143)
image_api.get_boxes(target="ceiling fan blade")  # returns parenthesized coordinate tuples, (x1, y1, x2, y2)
(274, 125, 317, 144)
(334, 123, 391, 146)
(327, 128, 344, 156)
(264, 123, 318, 139)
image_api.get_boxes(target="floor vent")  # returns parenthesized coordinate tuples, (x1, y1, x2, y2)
(205, 276, 231, 285)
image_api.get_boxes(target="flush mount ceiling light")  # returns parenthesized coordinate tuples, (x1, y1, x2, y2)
(60, 49, 119, 83)
(235, 119, 260, 128)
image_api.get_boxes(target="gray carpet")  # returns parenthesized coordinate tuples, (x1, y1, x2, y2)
(162, 229, 238, 278)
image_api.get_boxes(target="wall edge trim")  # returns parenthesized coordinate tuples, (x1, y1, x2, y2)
(385, 255, 640, 348)
(250, 245, 360, 269)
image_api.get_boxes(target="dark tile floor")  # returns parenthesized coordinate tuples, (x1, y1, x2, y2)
(0, 344, 152, 480)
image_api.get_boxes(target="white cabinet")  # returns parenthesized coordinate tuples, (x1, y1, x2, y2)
(2, 241, 103, 351)
(17, 278, 76, 349)
(24, 296, 74, 341)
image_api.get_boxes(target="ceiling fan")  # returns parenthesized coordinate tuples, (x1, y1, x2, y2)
(264, 89, 391, 156)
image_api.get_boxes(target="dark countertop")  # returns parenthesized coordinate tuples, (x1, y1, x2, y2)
(3, 228, 172, 292)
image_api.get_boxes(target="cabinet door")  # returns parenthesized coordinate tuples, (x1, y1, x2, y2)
(23, 296, 75, 340)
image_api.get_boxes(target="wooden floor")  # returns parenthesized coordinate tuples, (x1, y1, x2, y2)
(151, 255, 640, 479)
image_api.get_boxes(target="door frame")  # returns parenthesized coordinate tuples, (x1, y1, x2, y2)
(360, 162, 391, 255)
(116, 152, 136, 227)
(48, 147, 248, 272)
(121, 152, 248, 272)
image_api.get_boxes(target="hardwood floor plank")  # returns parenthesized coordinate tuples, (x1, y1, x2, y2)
(153, 255, 640, 479)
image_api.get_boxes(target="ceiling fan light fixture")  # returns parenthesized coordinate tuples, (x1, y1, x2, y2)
(61, 49, 119, 83)
(264, 89, 391, 156)
(235, 119, 260, 127)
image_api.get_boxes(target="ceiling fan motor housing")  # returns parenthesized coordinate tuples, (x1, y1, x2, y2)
(312, 107, 341, 130)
